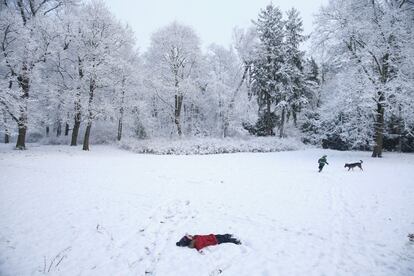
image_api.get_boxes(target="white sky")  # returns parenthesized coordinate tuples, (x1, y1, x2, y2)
(103, 0, 328, 51)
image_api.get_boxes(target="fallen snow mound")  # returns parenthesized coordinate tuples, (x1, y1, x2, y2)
(119, 137, 307, 155)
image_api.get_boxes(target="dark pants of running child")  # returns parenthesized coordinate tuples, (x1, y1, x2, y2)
(318, 164, 325, 172)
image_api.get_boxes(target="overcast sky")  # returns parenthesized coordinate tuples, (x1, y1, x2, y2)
(103, 0, 328, 51)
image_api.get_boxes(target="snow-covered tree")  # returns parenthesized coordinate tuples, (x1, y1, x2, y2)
(204, 44, 252, 137)
(77, 0, 134, 150)
(250, 4, 285, 136)
(246, 4, 309, 137)
(0, 0, 71, 149)
(109, 27, 139, 142)
(320, 66, 374, 150)
(39, 4, 83, 139)
(1, 0, 143, 149)
(278, 8, 308, 137)
(313, 0, 414, 156)
(144, 22, 201, 137)
(303, 57, 321, 109)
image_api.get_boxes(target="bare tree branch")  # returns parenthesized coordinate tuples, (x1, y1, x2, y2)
(43, 2, 62, 16)
(0, 98, 19, 123)
(16, 0, 27, 25)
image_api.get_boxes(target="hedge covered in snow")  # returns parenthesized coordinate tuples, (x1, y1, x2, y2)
(119, 137, 307, 155)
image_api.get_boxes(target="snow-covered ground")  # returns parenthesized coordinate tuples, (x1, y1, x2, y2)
(0, 145, 413, 276)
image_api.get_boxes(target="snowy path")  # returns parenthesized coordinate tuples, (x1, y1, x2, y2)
(0, 145, 413, 275)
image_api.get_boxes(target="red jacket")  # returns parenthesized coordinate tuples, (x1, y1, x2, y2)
(193, 234, 218, 251)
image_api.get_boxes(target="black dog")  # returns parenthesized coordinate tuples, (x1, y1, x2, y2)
(344, 160, 363, 171)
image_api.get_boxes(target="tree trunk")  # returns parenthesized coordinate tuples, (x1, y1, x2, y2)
(223, 117, 229, 138)
(46, 126, 50, 137)
(70, 91, 81, 145)
(71, 111, 80, 146)
(16, 121, 27, 149)
(15, 68, 29, 150)
(83, 121, 92, 151)
(16, 106, 28, 149)
(56, 121, 62, 137)
(279, 107, 285, 138)
(117, 117, 123, 141)
(372, 102, 384, 157)
(174, 94, 183, 136)
(397, 132, 402, 153)
(55, 101, 62, 137)
(266, 93, 272, 136)
(396, 105, 402, 152)
(293, 110, 298, 127)
(64, 122, 69, 136)
(117, 81, 125, 141)
(71, 57, 83, 146)
(83, 78, 95, 151)
(3, 111, 10, 143)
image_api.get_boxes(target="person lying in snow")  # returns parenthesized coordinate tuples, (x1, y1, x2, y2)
(176, 234, 241, 251)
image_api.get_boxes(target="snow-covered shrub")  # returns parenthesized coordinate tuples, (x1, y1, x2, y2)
(119, 136, 306, 155)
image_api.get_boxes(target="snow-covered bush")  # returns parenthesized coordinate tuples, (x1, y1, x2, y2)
(119, 136, 306, 155)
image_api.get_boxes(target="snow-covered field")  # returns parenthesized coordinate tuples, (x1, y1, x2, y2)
(0, 145, 413, 276)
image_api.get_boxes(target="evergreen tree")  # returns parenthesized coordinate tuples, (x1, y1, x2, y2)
(250, 4, 285, 136)
(303, 57, 321, 108)
(279, 8, 307, 137)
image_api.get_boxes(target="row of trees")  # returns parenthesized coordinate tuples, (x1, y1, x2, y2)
(144, 4, 318, 140)
(1, 0, 413, 155)
(0, 1, 314, 150)
(0, 0, 138, 150)
(0, 0, 259, 150)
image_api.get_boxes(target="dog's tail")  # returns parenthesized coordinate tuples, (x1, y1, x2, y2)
(360, 160, 363, 163)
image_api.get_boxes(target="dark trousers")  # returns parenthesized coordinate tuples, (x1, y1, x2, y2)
(318, 164, 325, 172)
(215, 234, 240, 245)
